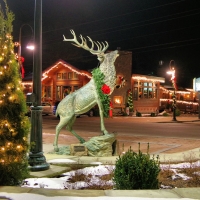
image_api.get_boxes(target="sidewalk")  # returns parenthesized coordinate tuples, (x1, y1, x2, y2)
(0, 116, 200, 200)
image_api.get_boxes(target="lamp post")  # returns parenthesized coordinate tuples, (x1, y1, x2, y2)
(167, 60, 177, 121)
(28, 0, 50, 171)
(17, 24, 34, 78)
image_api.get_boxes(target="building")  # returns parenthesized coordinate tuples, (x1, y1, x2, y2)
(22, 59, 91, 104)
(22, 52, 199, 115)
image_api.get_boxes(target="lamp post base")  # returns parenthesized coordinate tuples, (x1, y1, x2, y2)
(28, 152, 50, 171)
(172, 111, 177, 121)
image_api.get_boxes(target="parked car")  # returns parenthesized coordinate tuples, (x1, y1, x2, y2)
(41, 102, 53, 115)
(26, 102, 53, 116)
(53, 101, 98, 117)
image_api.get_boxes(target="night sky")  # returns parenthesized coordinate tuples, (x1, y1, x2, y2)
(1, 0, 200, 88)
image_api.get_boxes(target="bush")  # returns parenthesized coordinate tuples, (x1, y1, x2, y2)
(163, 112, 169, 116)
(175, 108, 181, 116)
(113, 144, 160, 190)
(136, 112, 142, 117)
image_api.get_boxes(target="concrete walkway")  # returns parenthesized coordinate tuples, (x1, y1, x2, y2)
(0, 116, 200, 199)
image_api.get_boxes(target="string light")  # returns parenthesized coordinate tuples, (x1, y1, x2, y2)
(41, 61, 92, 81)
(132, 75, 165, 83)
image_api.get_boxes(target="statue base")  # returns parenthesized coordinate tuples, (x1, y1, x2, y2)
(51, 134, 118, 157)
(84, 133, 117, 157)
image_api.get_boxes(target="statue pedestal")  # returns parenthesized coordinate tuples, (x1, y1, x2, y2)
(84, 134, 117, 157)
(51, 134, 117, 157)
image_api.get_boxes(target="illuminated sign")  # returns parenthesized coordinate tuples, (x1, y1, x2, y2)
(193, 78, 200, 91)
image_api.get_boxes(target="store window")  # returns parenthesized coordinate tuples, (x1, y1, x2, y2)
(133, 81, 157, 100)
(56, 86, 61, 100)
(57, 73, 62, 80)
(74, 72, 79, 80)
(62, 73, 67, 79)
(68, 72, 73, 79)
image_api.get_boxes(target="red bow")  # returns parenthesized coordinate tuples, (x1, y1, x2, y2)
(101, 84, 111, 94)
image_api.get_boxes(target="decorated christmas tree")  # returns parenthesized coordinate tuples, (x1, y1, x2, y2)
(127, 90, 134, 112)
(0, 1, 30, 185)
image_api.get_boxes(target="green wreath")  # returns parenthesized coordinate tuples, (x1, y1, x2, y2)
(92, 68, 110, 117)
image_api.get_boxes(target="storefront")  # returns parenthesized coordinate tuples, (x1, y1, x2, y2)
(131, 74, 165, 114)
(22, 60, 91, 105)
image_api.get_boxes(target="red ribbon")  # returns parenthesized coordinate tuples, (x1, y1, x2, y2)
(101, 84, 111, 94)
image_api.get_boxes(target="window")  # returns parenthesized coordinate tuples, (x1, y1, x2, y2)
(63, 86, 71, 98)
(133, 81, 158, 100)
(74, 72, 79, 79)
(62, 73, 67, 79)
(68, 72, 73, 79)
(57, 73, 62, 80)
(56, 86, 61, 99)
(45, 86, 51, 98)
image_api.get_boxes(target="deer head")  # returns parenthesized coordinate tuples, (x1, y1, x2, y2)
(63, 29, 109, 63)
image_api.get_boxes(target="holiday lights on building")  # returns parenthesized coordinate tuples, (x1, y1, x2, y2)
(132, 75, 165, 83)
(41, 61, 92, 81)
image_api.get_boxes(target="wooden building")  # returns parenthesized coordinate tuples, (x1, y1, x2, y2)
(22, 52, 199, 115)
(131, 74, 165, 114)
(22, 59, 91, 105)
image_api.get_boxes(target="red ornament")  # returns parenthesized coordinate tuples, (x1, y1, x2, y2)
(101, 84, 111, 94)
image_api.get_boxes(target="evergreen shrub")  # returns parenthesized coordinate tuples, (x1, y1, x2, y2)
(175, 108, 181, 116)
(163, 112, 169, 116)
(136, 111, 141, 117)
(113, 144, 160, 190)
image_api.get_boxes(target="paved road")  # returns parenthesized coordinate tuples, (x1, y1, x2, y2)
(42, 115, 200, 154)
(42, 115, 200, 139)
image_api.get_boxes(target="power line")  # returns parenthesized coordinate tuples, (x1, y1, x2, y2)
(42, 0, 187, 34)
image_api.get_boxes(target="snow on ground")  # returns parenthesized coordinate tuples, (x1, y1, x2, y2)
(21, 159, 200, 190)
(22, 164, 114, 189)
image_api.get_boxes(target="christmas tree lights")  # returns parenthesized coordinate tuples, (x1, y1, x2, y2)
(127, 89, 134, 112)
(0, 0, 30, 185)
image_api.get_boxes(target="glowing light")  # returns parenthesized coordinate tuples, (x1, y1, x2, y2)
(1, 147, 5, 151)
(132, 75, 165, 83)
(115, 98, 121, 104)
(26, 45, 35, 50)
(41, 61, 92, 81)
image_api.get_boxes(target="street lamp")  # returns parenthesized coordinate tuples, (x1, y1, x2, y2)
(167, 60, 177, 121)
(17, 24, 34, 78)
(27, 0, 50, 171)
(18, 24, 34, 56)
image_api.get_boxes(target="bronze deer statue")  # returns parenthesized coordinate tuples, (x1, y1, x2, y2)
(53, 30, 119, 151)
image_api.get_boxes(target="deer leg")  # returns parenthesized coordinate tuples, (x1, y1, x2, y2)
(97, 100, 109, 135)
(54, 116, 71, 152)
(66, 116, 85, 143)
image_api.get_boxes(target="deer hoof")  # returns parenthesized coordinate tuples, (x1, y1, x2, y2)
(103, 130, 109, 135)
(80, 138, 85, 144)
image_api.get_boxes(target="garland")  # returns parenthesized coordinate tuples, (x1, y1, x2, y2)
(92, 68, 110, 117)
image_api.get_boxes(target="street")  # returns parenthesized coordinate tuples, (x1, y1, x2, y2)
(42, 115, 200, 154)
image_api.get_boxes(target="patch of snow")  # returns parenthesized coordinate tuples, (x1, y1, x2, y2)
(21, 161, 200, 190)
(48, 159, 77, 164)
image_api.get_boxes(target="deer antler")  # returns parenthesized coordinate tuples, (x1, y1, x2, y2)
(63, 29, 109, 55)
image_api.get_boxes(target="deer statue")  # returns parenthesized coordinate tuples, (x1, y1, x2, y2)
(53, 30, 119, 151)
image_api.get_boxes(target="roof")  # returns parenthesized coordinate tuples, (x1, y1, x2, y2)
(22, 59, 92, 82)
